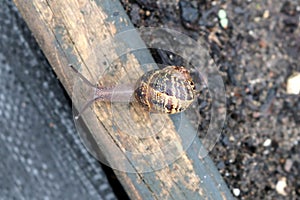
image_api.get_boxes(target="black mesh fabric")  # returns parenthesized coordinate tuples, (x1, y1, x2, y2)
(0, 1, 116, 199)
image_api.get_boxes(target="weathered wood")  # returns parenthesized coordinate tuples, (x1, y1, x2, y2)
(13, 0, 233, 199)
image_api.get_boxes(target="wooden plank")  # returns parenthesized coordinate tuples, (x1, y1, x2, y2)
(13, 0, 234, 199)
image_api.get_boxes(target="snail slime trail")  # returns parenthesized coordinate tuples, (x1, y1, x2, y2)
(70, 65, 196, 119)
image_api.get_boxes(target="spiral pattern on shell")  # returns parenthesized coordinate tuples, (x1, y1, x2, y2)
(134, 66, 196, 114)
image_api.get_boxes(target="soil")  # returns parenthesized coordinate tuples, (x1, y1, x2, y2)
(120, 0, 300, 199)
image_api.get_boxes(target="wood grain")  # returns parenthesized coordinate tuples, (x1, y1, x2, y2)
(13, 0, 233, 199)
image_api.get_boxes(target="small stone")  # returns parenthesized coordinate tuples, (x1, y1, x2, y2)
(263, 138, 272, 147)
(233, 188, 240, 196)
(234, 7, 244, 14)
(263, 150, 270, 155)
(217, 161, 225, 170)
(253, 111, 261, 118)
(180, 1, 199, 23)
(221, 135, 230, 146)
(229, 135, 235, 142)
(276, 177, 287, 196)
(248, 30, 255, 36)
(259, 40, 267, 48)
(130, 4, 141, 24)
(145, 10, 151, 16)
(284, 159, 293, 172)
(263, 10, 270, 18)
(287, 73, 300, 94)
(254, 17, 261, 22)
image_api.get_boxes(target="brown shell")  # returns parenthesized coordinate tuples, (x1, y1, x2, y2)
(134, 66, 196, 114)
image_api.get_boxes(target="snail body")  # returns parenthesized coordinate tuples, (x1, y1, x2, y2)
(70, 65, 196, 118)
(134, 66, 196, 114)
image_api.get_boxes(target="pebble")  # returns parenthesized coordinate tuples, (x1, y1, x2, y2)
(284, 159, 293, 172)
(229, 135, 235, 142)
(233, 188, 240, 196)
(145, 10, 151, 16)
(217, 161, 225, 170)
(234, 7, 244, 14)
(254, 17, 261, 22)
(263, 138, 272, 147)
(130, 4, 141, 24)
(276, 177, 287, 196)
(287, 73, 300, 94)
(263, 10, 270, 19)
(179, 1, 199, 23)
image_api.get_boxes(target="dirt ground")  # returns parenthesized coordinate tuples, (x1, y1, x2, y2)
(120, 0, 300, 199)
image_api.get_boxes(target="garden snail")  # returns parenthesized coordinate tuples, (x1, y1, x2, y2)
(134, 65, 196, 114)
(70, 65, 196, 118)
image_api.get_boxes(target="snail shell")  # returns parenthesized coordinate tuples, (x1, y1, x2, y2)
(134, 66, 196, 114)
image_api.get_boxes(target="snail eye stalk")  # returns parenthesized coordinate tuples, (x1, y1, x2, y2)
(69, 65, 98, 89)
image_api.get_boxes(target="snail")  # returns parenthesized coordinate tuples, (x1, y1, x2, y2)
(134, 65, 196, 114)
(70, 65, 196, 119)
